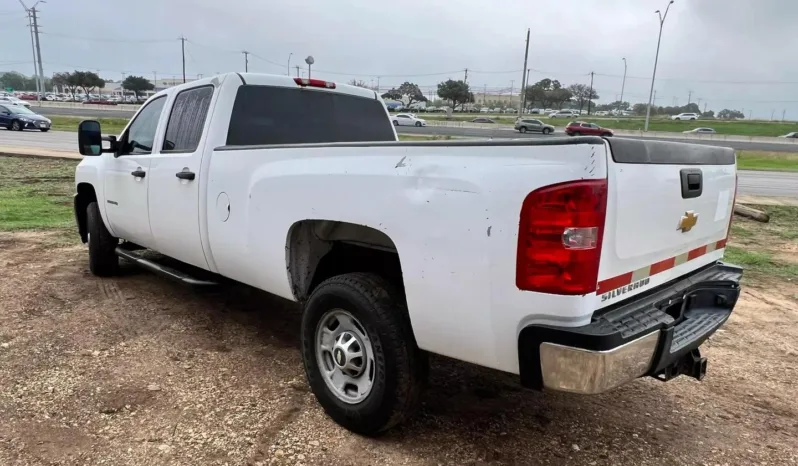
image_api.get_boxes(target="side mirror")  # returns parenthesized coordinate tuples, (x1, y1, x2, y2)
(78, 120, 102, 156)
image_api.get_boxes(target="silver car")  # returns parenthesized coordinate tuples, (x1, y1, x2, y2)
(515, 118, 555, 134)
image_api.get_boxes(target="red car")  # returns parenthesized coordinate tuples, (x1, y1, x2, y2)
(565, 121, 614, 137)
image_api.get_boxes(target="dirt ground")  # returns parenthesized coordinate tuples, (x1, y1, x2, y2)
(0, 232, 796, 466)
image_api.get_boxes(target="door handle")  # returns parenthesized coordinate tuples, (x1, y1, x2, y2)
(131, 169, 146, 178)
(175, 171, 196, 181)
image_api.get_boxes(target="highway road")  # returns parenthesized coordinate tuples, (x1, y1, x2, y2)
(2, 129, 797, 198)
(30, 105, 798, 153)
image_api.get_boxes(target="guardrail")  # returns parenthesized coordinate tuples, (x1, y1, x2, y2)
(613, 129, 798, 145)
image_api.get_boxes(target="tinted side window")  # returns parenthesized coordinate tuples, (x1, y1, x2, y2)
(226, 85, 395, 146)
(162, 86, 213, 152)
(120, 97, 166, 155)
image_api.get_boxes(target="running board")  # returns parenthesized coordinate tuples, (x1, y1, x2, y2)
(115, 248, 218, 286)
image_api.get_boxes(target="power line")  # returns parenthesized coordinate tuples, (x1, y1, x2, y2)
(39, 31, 173, 44)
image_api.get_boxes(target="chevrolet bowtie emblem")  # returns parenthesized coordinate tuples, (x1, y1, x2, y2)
(678, 211, 698, 232)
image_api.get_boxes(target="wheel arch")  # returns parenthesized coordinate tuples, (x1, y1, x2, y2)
(75, 182, 98, 243)
(285, 219, 405, 303)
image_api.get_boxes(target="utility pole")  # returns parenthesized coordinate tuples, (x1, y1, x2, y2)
(518, 28, 530, 117)
(179, 36, 187, 83)
(20, 6, 40, 98)
(287, 53, 292, 76)
(771, 109, 775, 121)
(645, 0, 675, 131)
(153, 71, 157, 87)
(483, 84, 487, 106)
(464, 68, 468, 84)
(377, 76, 381, 92)
(295, 65, 300, 77)
(587, 72, 594, 115)
(653, 89, 657, 107)
(687, 90, 692, 105)
(242, 51, 249, 73)
(748, 110, 752, 120)
(782, 109, 786, 121)
(619, 57, 627, 114)
(703, 102, 707, 114)
(30, 6, 44, 100)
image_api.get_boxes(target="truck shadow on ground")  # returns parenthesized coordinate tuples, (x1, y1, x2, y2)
(115, 261, 711, 464)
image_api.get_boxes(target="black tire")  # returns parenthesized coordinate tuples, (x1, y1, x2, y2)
(542, 127, 552, 135)
(301, 272, 427, 436)
(519, 127, 527, 133)
(392, 120, 399, 126)
(86, 201, 119, 276)
(572, 131, 582, 136)
(602, 132, 612, 137)
(10, 120, 22, 131)
(415, 121, 422, 127)
(40, 128, 49, 132)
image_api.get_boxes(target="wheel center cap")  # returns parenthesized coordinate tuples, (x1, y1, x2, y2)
(333, 347, 347, 367)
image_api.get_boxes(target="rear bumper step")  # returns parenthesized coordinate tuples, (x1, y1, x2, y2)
(518, 261, 742, 394)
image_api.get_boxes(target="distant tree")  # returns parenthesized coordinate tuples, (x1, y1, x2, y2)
(567, 83, 599, 112)
(523, 78, 565, 109)
(0, 72, 27, 91)
(682, 103, 700, 114)
(718, 109, 745, 119)
(632, 103, 648, 115)
(549, 88, 573, 109)
(701, 110, 715, 118)
(347, 79, 370, 88)
(381, 90, 402, 101)
(436, 79, 472, 110)
(72, 71, 105, 98)
(51, 72, 67, 93)
(383, 82, 427, 108)
(122, 75, 155, 98)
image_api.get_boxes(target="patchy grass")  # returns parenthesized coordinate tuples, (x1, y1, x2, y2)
(736, 151, 798, 172)
(727, 204, 798, 281)
(47, 116, 129, 135)
(0, 156, 79, 242)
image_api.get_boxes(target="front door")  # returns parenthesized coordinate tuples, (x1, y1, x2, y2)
(103, 96, 167, 247)
(147, 85, 214, 270)
(0, 105, 11, 127)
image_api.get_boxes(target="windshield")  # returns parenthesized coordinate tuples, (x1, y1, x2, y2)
(8, 106, 35, 115)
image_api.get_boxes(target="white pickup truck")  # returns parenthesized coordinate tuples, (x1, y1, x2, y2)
(73, 72, 742, 435)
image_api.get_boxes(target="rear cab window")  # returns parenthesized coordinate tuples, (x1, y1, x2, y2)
(226, 85, 395, 146)
(162, 86, 214, 153)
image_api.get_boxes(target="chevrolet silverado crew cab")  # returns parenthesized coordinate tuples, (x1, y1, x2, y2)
(73, 72, 742, 435)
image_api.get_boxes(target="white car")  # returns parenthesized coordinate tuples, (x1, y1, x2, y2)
(672, 113, 699, 121)
(0, 96, 32, 108)
(549, 110, 578, 118)
(391, 113, 426, 127)
(71, 72, 741, 436)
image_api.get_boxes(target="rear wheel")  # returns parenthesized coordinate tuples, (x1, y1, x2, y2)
(10, 120, 22, 131)
(572, 131, 581, 136)
(415, 121, 422, 127)
(519, 127, 527, 133)
(542, 127, 552, 135)
(86, 201, 119, 276)
(301, 272, 427, 436)
(392, 120, 399, 126)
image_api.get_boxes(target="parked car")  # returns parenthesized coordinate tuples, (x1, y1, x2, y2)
(0, 104, 51, 131)
(514, 118, 554, 134)
(71, 72, 742, 436)
(528, 108, 542, 114)
(683, 128, 716, 134)
(0, 96, 32, 108)
(391, 113, 426, 127)
(471, 118, 495, 124)
(550, 110, 578, 119)
(779, 132, 798, 138)
(565, 121, 614, 137)
(595, 111, 610, 116)
(479, 108, 490, 113)
(503, 108, 516, 114)
(672, 113, 699, 121)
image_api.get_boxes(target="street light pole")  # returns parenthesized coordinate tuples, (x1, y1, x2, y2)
(619, 57, 627, 114)
(644, 0, 674, 132)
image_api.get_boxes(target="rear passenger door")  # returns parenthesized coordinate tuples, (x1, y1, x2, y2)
(147, 85, 215, 270)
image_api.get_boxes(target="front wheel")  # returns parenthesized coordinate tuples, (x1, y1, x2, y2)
(301, 273, 427, 436)
(392, 120, 399, 126)
(602, 132, 612, 137)
(86, 201, 119, 276)
(10, 120, 22, 131)
(542, 127, 552, 135)
(519, 127, 527, 133)
(40, 128, 49, 132)
(572, 131, 581, 136)
(415, 121, 422, 127)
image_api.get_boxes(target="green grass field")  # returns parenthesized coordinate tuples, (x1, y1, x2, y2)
(47, 116, 129, 135)
(0, 156, 79, 243)
(736, 151, 798, 172)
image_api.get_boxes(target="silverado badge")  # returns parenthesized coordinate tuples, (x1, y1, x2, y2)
(678, 211, 698, 232)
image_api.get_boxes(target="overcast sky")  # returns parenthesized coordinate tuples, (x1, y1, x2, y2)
(1, 0, 795, 118)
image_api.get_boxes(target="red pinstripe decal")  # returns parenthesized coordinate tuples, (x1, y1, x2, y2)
(597, 239, 725, 295)
(650, 257, 676, 275)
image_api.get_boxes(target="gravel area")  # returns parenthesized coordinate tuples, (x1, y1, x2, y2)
(0, 232, 796, 465)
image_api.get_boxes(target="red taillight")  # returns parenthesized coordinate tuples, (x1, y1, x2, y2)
(516, 179, 608, 295)
(293, 78, 336, 89)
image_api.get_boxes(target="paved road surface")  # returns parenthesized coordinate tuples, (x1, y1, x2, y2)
(2, 129, 796, 198)
(30, 106, 798, 153)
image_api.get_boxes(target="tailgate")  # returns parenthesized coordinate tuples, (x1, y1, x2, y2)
(596, 138, 736, 308)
